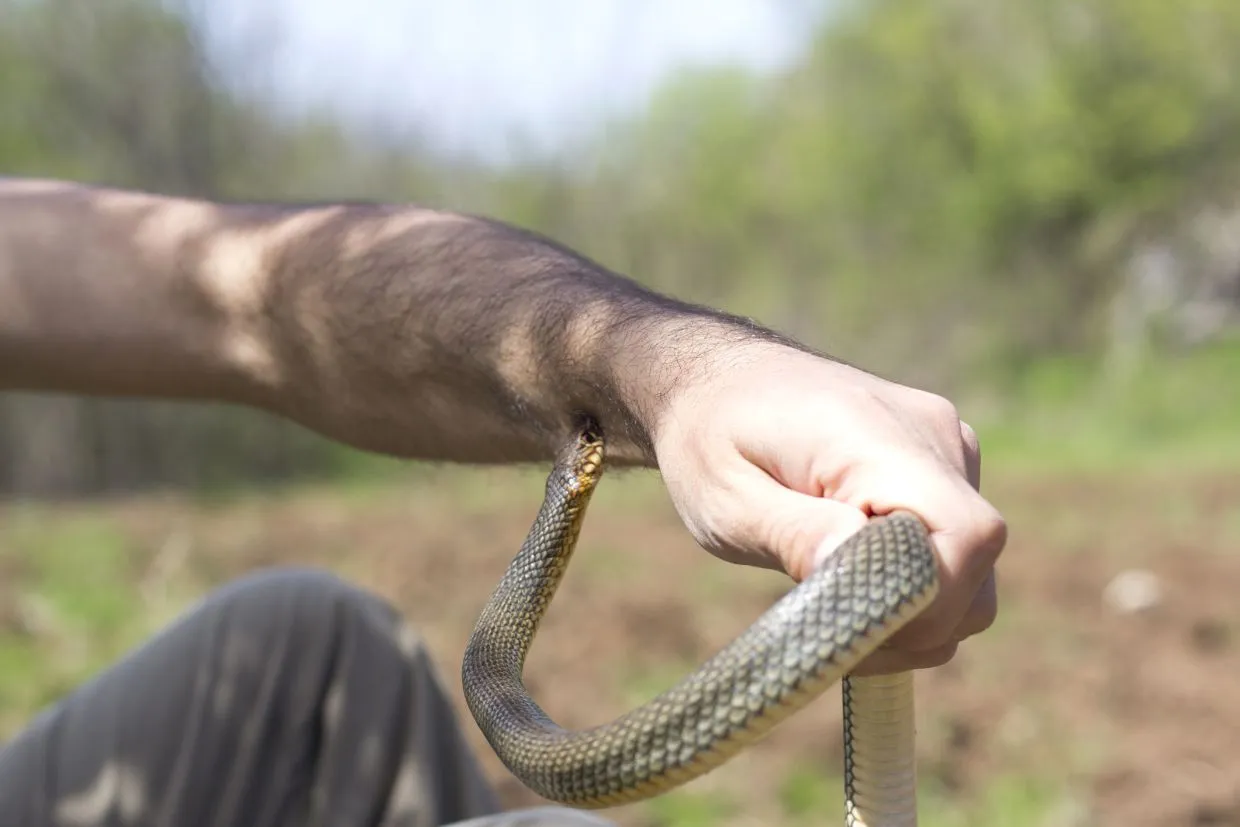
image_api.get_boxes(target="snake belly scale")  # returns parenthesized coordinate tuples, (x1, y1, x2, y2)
(461, 417, 941, 815)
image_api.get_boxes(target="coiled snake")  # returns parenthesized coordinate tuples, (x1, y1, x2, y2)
(462, 417, 941, 825)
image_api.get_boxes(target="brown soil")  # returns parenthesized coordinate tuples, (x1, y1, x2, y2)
(16, 467, 1240, 825)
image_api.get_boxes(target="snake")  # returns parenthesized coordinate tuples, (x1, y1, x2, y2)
(462, 416, 941, 825)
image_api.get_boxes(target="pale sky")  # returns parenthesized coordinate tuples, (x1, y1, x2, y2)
(205, 0, 814, 162)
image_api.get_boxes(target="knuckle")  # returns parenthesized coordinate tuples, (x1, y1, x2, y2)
(965, 593, 999, 637)
(959, 420, 981, 456)
(918, 390, 961, 427)
(974, 508, 1009, 558)
(957, 502, 1008, 569)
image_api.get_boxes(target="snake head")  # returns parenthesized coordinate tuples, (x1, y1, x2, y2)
(548, 416, 606, 497)
(572, 418, 605, 486)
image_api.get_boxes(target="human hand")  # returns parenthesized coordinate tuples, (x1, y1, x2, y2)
(649, 342, 1006, 675)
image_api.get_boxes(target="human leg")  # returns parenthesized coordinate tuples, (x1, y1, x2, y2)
(0, 567, 610, 826)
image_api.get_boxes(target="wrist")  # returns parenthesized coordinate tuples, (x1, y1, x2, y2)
(603, 309, 798, 460)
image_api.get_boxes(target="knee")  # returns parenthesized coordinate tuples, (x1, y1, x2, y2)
(215, 565, 371, 613)
(216, 565, 365, 606)
(202, 565, 420, 662)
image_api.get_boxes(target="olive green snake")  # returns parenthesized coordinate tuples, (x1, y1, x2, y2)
(462, 417, 941, 825)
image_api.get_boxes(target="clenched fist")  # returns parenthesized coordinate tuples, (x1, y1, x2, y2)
(652, 343, 1005, 674)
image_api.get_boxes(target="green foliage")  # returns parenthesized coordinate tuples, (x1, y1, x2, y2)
(773, 766, 1071, 827)
(976, 338, 1240, 471)
(643, 788, 739, 827)
(524, 0, 1240, 385)
(778, 765, 846, 820)
(2, 0, 1239, 495)
(0, 513, 150, 732)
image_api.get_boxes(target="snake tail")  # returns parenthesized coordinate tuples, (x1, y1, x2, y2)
(844, 672, 919, 826)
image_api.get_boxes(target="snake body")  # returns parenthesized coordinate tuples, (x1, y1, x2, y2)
(462, 418, 940, 821)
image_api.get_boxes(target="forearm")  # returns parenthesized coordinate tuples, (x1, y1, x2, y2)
(0, 179, 798, 466)
(0, 179, 279, 408)
(257, 204, 794, 466)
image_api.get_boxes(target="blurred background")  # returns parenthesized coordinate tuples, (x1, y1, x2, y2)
(0, 0, 1237, 824)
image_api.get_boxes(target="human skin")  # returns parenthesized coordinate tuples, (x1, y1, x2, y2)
(0, 177, 1006, 674)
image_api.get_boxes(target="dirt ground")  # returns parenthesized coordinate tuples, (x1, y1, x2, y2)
(8, 465, 1240, 826)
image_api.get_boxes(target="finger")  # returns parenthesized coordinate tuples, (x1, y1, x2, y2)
(849, 640, 959, 676)
(960, 420, 981, 490)
(731, 466, 870, 582)
(851, 573, 994, 676)
(951, 569, 997, 641)
(862, 473, 1007, 653)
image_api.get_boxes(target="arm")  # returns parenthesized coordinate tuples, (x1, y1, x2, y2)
(0, 177, 789, 466)
(0, 177, 1006, 673)
(0, 180, 281, 409)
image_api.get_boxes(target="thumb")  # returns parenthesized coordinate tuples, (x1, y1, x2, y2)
(748, 477, 869, 582)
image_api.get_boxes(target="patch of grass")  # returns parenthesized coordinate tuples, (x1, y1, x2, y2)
(0, 435, 1228, 826)
(682, 559, 781, 606)
(779, 765, 846, 821)
(973, 341, 1240, 473)
(922, 774, 1085, 827)
(774, 765, 1074, 827)
(643, 788, 739, 827)
(772, 761, 1078, 827)
(573, 543, 646, 585)
(24, 521, 134, 633)
(0, 511, 184, 737)
(617, 659, 699, 710)
(1223, 508, 1240, 546)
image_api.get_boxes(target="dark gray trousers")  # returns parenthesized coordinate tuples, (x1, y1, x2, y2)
(0, 568, 614, 827)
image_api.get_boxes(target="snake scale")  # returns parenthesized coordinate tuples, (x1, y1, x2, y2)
(462, 417, 941, 825)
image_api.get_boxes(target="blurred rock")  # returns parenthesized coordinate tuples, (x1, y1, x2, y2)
(1190, 617, 1232, 654)
(1102, 569, 1163, 615)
